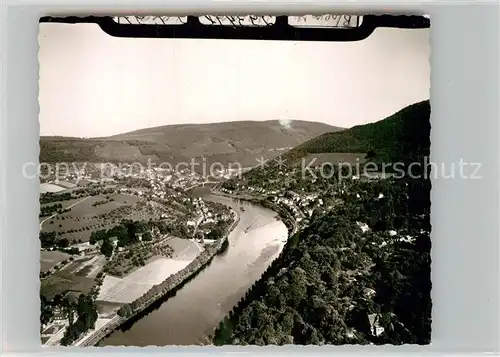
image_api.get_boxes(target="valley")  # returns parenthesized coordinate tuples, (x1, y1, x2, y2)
(39, 101, 431, 347)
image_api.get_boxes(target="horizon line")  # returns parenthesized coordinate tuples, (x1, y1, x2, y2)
(39, 118, 345, 139)
(39, 99, 430, 139)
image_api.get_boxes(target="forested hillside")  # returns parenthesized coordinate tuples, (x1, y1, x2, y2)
(213, 100, 432, 345)
(213, 177, 431, 345)
(40, 120, 340, 167)
(284, 100, 430, 167)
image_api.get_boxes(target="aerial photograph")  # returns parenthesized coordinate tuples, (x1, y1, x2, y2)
(37, 15, 431, 346)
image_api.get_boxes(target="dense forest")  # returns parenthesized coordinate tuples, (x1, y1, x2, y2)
(60, 293, 98, 346)
(39, 231, 73, 250)
(39, 203, 69, 217)
(284, 100, 430, 168)
(212, 100, 432, 345)
(213, 177, 431, 345)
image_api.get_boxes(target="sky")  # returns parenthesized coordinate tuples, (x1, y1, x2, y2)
(38, 22, 430, 137)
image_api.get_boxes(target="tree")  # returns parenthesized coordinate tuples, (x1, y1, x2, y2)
(366, 150, 376, 160)
(40, 295, 54, 326)
(211, 178, 431, 346)
(142, 231, 153, 242)
(118, 304, 132, 318)
(58, 238, 69, 248)
(208, 226, 224, 240)
(100, 238, 114, 257)
(60, 293, 98, 345)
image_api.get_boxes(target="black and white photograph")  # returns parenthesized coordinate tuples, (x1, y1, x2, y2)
(37, 15, 431, 347)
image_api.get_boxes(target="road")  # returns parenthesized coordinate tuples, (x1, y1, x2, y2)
(39, 196, 91, 230)
(40, 253, 90, 279)
(190, 239, 205, 254)
(74, 316, 121, 347)
(43, 322, 68, 346)
(173, 239, 204, 260)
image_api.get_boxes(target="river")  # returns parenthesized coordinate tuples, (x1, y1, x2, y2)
(100, 190, 288, 346)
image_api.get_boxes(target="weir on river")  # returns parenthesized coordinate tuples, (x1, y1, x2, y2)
(100, 192, 288, 346)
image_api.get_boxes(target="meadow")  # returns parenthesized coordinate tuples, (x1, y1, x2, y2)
(40, 183, 66, 193)
(97, 257, 193, 304)
(40, 193, 143, 243)
(40, 254, 101, 299)
(40, 250, 72, 273)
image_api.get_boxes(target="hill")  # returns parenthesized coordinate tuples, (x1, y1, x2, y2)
(213, 99, 432, 346)
(40, 120, 341, 168)
(213, 177, 431, 345)
(284, 100, 431, 167)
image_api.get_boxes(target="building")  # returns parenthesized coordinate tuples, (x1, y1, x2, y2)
(368, 313, 385, 337)
(363, 288, 377, 298)
(52, 307, 66, 321)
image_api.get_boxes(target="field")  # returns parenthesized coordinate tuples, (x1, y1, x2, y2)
(40, 197, 85, 211)
(96, 238, 201, 304)
(40, 250, 72, 273)
(39, 187, 203, 303)
(104, 239, 174, 277)
(97, 257, 192, 304)
(41, 269, 95, 299)
(168, 237, 202, 261)
(73, 194, 140, 215)
(40, 183, 66, 193)
(40, 253, 105, 299)
(40, 193, 144, 242)
(96, 301, 124, 315)
(56, 181, 77, 189)
(71, 254, 107, 279)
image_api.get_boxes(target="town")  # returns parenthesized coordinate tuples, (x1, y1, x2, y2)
(37, 16, 431, 345)
(40, 162, 238, 346)
(210, 155, 431, 345)
(40, 154, 430, 346)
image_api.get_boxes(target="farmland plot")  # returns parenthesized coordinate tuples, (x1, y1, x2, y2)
(40, 253, 105, 298)
(40, 197, 84, 211)
(40, 250, 72, 273)
(55, 181, 77, 189)
(104, 240, 174, 277)
(40, 183, 66, 193)
(41, 269, 95, 299)
(97, 258, 192, 304)
(168, 237, 202, 261)
(41, 193, 144, 242)
(68, 193, 141, 216)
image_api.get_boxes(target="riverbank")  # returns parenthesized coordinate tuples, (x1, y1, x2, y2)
(208, 207, 301, 346)
(99, 194, 288, 346)
(209, 190, 298, 235)
(193, 192, 304, 346)
(75, 210, 240, 347)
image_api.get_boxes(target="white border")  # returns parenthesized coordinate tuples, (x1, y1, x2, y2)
(1, 0, 499, 355)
